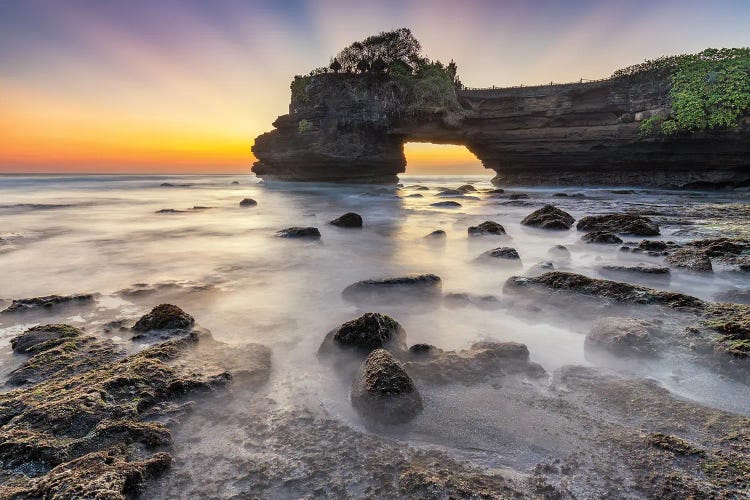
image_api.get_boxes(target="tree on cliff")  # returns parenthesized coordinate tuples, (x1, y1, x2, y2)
(335, 28, 424, 73)
(329, 58, 342, 73)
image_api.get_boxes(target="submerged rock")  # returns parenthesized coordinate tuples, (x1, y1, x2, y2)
(405, 341, 546, 385)
(457, 184, 477, 193)
(468, 221, 506, 236)
(424, 229, 446, 239)
(600, 264, 670, 275)
(405, 193, 423, 198)
(318, 313, 406, 358)
(443, 293, 501, 310)
(585, 317, 661, 358)
(582, 231, 623, 244)
(548, 244, 571, 258)
(350, 349, 423, 425)
(481, 247, 520, 260)
(509, 193, 529, 200)
(430, 201, 461, 207)
(330, 212, 363, 228)
(1, 294, 94, 314)
(275, 227, 321, 239)
(521, 205, 575, 230)
(665, 248, 713, 272)
(132, 304, 195, 334)
(239, 198, 257, 207)
(155, 209, 187, 214)
(576, 213, 660, 236)
(342, 274, 442, 303)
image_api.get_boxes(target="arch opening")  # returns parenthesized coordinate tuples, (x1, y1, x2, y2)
(402, 142, 487, 176)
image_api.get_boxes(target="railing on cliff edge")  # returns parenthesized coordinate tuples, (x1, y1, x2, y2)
(460, 78, 609, 91)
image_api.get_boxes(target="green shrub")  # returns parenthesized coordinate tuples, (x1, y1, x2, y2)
(625, 48, 750, 136)
(297, 119, 312, 133)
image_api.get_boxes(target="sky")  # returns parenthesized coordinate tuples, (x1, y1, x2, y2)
(1, 0, 749, 175)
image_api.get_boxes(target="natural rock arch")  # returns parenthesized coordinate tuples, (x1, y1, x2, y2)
(252, 73, 750, 188)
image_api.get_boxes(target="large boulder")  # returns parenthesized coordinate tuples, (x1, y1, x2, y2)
(1, 294, 94, 314)
(318, 313, 406, 358)
(330, 212, 363, 228)
(457, 184, 477, 193)
(521, 205, 575, 230)
(132, 304, 195, 334)
(665, 248, 713, 272)
(467, 221, 506, 236)
(275, 227, 321, 239)
(350, 349, 423, 425)
(585, 317, 661, 358)
(342, 274, 442, 303)
(576, 213, 660, 236)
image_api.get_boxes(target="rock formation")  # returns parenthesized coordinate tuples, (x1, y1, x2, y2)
(252, 72, 750, 187)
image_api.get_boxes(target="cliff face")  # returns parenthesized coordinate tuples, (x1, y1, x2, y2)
(252, 73, 750, 187)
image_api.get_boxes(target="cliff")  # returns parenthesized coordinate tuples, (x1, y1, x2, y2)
(251, 73, 750, 187)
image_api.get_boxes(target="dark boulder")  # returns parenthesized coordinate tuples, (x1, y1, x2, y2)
(132, 304, 195, 333)
(430, 201, 461, 207)
(350, 349, 423, 425)
(509, 193, 529, 200)
(239, 198, 257, 207)
(1, 294, 94, 314)
(436, 189, 462, 197)
(318, 313, 406, 358)
(342, 274, 442, 303)
(468, 221, 506, 236)
(275, 227, 321, 239)
(521, 205, 575, 230)
(585, 317, 661, 358)
(330, 212, 363, 228)
(665, 249, 713, 272)
(481, 247, 520, 260)
(231, 181, 240, 185)
(582, 231, 624, 244)
(576, 213, 660, 236)
(405, 193, 423, 198)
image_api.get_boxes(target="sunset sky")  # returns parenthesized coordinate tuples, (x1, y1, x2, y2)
(1, 0, 749, 174)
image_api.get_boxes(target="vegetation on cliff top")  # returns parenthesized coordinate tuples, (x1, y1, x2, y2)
(290, 28, 465, 126)
(616, 48, 750, 136)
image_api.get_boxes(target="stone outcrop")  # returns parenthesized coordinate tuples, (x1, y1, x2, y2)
(252, 72, 750, 187)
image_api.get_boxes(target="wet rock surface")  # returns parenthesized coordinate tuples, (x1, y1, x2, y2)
(330, 212, 363, 228)
(430, 200, 461, 207)
(521, 205, 575, 230)
(350, 349, 423, 425)
(342, 274, 442, 303)
(132, 304, 195, 335)
(319, 313, 406, 358)
(665, 248, 714, 272)
(1, 294, 94, 314)
(576, 213, 660, 236)
(0, 307, 272, 499)
(424, 229, 446, 239)
(600, 264, 670, 275)
(467, 220, 506, 236)
(481, 247, 520, 260)
(585, 317, 661, 358)
(275, 226, 321, 239)
(582, 231, 623, 244)
(405, 340, 547, 385)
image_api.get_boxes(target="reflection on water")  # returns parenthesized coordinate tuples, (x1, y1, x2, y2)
(1, 174, 749, 488)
